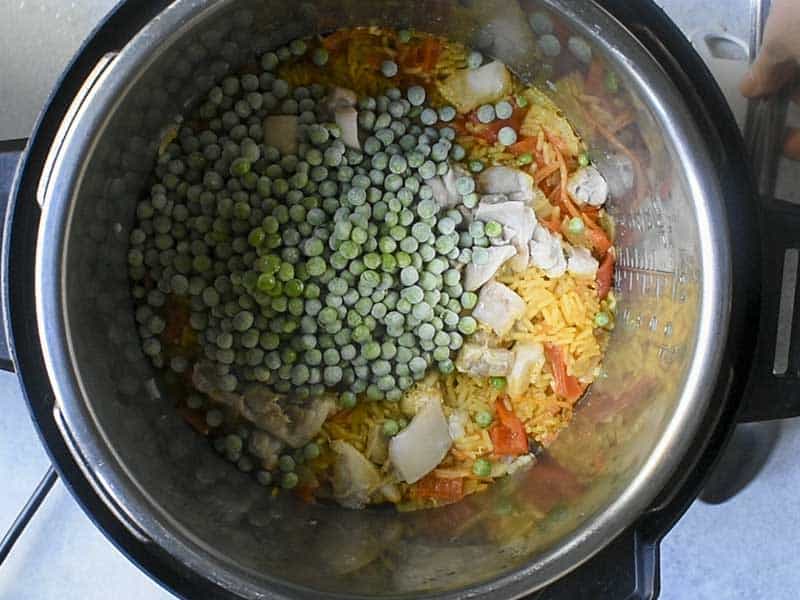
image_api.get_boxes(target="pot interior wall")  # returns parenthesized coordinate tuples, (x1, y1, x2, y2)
(57, 0, 706, 596)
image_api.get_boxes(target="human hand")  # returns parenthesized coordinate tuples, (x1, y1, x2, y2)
(740, 0, 800, 159)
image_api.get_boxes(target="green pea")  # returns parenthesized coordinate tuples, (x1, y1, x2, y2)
(475, 410, 493, 428)
(281, 472, 299, 489)
(491, 376, 507, 390)
(472, 458, 492, 478)
(485, 220, 503, 238)
(458, 316, 477, 335)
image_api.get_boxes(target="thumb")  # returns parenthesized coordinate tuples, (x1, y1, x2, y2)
(740, 48, 794, 97)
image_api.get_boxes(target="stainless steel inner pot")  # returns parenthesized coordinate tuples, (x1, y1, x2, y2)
(33, 0, 730, 597)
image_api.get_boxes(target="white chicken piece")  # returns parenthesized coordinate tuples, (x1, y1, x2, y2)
(478, 167, 536, 206)
(263, 115, 299, 156)
(472, 280, 527, 336)
(479, 193, 510, 205)
(331, 440, 382, 509)
(567, 245, 599, 278)
(475, 201, 537, 272)
(364, 423, 389, 464)
(463, 244, 517, 291)
(529, 225, 567, 278)
(241, 389, 335, 449)
(191, 361, 245, 411)
(438, 61, 513, 113)
(507, 341, 546, 398)
(324, 86, 357, 113)
(566, 166, 609, 207)
(455, 343, 514, 377)
(247, 430, 283, 470)
(335, 106, 360, 150)
(429, 164, 467, 209)
(389, 396, 452, 484)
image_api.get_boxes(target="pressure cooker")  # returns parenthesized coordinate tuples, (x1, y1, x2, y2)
(2, 0, 799, 598)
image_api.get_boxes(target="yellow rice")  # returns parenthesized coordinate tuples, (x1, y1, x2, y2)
(285, 27, 611, 504)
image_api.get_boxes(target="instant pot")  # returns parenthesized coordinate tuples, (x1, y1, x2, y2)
(2, 0, 799, 598)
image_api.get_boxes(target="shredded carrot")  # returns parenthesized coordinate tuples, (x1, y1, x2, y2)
(608, 111, 634, 134)
(584, 225, 612, 256)
(177, 407, 209, 435)
(534, 162, 560, 184)
(585, 58, 606, 96)
(547, 136, 582, 221)
(294, 485, 318, 504)
(580, 105, 648, 202)
(330, 409, 353, 423)
(596, 252, 615, 300)
(509, 136, 539, 156)
(322, 30, 351, 52)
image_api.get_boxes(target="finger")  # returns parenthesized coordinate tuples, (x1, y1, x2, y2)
(784, 127, 800, 161)
(740, 49, 795, 97)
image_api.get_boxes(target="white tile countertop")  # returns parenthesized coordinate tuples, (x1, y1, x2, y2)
(1, 1, 797, 599)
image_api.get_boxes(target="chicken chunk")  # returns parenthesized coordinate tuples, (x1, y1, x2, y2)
(567, 245, 599, 278)
(241, 388, 335, 449)
(463, 244, 516, 291)
(247, 430, 283, 470)
(529, 226, 567, 278)
(472, 280, 526, 336)
(507, 341, 546, 397)
(566, 166, 608, 207)
(191, 361, 244, 411)
(331, 441, 382, 509)
(478, 167, 536, 206)
(429, 164, 467, 209)
(438, 61, 513, 113)
(364, 423, 389, 464)
(335, 106, 360, 150)
(455, 343, 514, 377)
(475, 201, 537, 271)
(324, 86, 357, 113)
(263, 115, 299, 156)
(389, 397, 452, 484)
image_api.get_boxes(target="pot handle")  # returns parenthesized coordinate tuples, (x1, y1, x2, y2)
(737, 90, 800, 422)
(0, 139, 25, 373)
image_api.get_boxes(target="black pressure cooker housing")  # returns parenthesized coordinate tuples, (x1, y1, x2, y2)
(1, 0, 795, 598)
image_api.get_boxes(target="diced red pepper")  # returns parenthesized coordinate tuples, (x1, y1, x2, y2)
(489, 396, 529, 457)
(414, 474, 465, 502)
(508, 136, 539, 156)
(544, 344, 585, 402)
